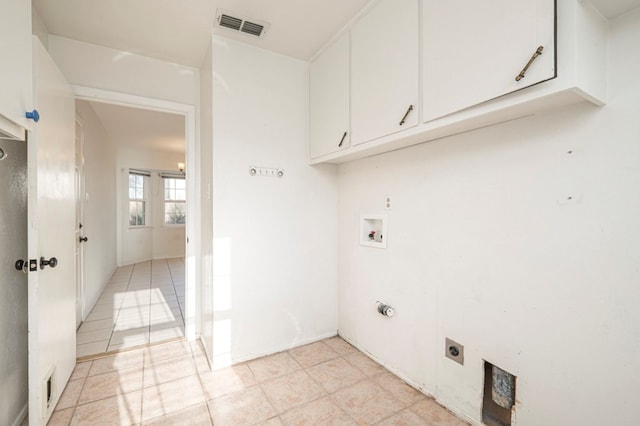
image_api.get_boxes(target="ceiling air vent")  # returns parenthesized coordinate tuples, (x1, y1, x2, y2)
(219, 14, 242, 31)
(215, 9, 269, 38)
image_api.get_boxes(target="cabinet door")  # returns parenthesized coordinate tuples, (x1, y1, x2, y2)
(423, 0, 555, 122)
(0, 0, 33, 137)
(309, 32, 350, 159)
(351, 0, 419, 146)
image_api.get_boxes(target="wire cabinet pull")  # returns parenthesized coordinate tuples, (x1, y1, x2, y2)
(399, 105, 414, 126)
(338, 131, 347, 147)
(516, 46, 544, 81)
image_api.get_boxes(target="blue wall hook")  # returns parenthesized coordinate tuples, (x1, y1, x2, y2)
(25, 110, 40, 123)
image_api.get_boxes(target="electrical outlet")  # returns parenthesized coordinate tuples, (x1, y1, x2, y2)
(445, 337, 464, 365)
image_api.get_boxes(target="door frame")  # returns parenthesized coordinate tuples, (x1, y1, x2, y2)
(72, 85, 201, 340)
(74, 117, 85, 328)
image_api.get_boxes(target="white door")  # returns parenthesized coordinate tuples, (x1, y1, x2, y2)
(28, 39, 76, 426)
(422, 0, 556, 122)
(350, 0, 420, 145)
(75, 120, 86, 328)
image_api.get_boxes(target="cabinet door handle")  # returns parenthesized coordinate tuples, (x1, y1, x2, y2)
(338, 131, 347, 147)
(399, 105, 414, 126)
(515, 46, 544, 82)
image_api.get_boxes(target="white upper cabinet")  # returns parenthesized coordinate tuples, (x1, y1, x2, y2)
(309, 0, 606, 165)
(350, 0, 420, 145)
(309, 32, 350, 160)
(423, 0, 556, 123)
(0, 0, 33, 139)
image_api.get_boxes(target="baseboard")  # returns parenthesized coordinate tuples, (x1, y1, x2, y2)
(212, 330, 338, 369)
(12, 403, 28, 426)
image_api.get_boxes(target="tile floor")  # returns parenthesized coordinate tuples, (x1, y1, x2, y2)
(49, 337, 469, 425)
(76, 259, 186, 357)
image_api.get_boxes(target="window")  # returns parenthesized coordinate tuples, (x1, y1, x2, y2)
(164, 177, 186, 225)
(128, 172, 147, 226)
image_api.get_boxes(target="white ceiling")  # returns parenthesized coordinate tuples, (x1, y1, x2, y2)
(79, 100, 185, 153)
(32, 0, 370, 68)
(590, 0, 640, 19)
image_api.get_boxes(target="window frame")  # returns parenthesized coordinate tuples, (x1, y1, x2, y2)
(162, 175, 186, 227)
(128, 170, 149, 228)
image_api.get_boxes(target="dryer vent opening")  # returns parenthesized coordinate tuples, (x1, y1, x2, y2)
(482, 361, 516, 426)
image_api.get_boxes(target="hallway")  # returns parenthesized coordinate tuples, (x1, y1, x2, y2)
(76, 259, 185, 357)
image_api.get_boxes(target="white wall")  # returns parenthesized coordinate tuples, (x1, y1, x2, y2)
(117, 148, 185, 266)
(48, 36, 199, 106)
(211, 36, 339, 366)
(76, 100, 118, 318)
(31, 7, 49, 51)
(337, 9, 640, 426)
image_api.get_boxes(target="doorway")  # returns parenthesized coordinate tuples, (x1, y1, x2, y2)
(72, 88, 198, 357)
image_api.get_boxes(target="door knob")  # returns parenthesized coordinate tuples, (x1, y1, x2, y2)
(40, 257, 58, 270)
(79, 236, 88, 243)
(15, 259, 27, 272)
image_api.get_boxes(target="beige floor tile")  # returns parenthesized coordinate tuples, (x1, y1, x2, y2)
(376, 408, 429, 426)
(288, 341, 339, 368)
(409, 399, 469, 426)
(149, 327, 185, 343)
(306, 357, 366, 394)
(48, 407, 75, 426)
(141, 375, 205, 422)
(193, 352, 213, 374)
(108, 341, 150, 352)
(71, 390, 142, 425)
(323, 336, 358, 355)
(331, 380, 404, 425)
(77, 328, 113, 345)
(84, 310, 115, 322)
(76, 341, 108, 358)
(113, 320, 150, 333)
(77, 318, 114, 333)
(108, 331, 150, 349)
(89, 350, 145, 376)
(87, 303, 119, 315)
(70, 362, 92, 381)
(56, 379, 85, 411)
(248, 352, 302, 383)
(149, 319, 184, 330)
(199, 363, 256, 400)
(95, 294, 125, 307)
(145, 340, 191, 364)
(142, 403, 211, 426)
(149, 310, 182, 322)
(78, 367, 144, 404)
(260, 370, 326, 413)
(207, 386, 276, 426)
(373, 372, 425, 407)
(260, 417, 284, 426)
(280, 396, 356, 425)
(116, 307, 151, 321)
(143, 354, 197, 387)
(344, 352, 386, 377)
